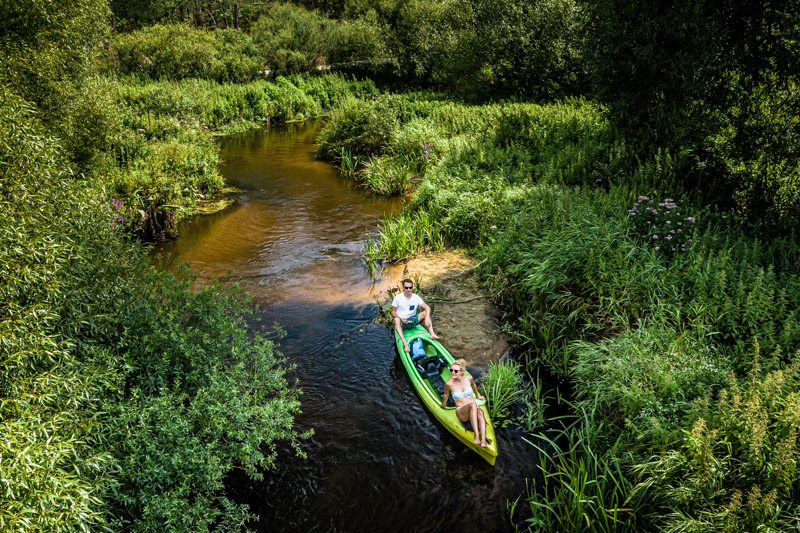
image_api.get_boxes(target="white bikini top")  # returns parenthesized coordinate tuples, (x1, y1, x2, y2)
(451, 386, 473, 400)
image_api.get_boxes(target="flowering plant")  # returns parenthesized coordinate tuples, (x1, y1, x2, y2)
(628, 196, 696, 254)
(100, 194, 127, 228)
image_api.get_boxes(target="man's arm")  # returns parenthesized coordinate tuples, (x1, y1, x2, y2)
(391, 306, 406, 323)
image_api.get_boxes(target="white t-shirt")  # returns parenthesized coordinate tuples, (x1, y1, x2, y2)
(392, 292, 425, 320)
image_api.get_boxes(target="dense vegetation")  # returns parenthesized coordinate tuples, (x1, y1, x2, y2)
(3, 0, 800, 531)
(311, 6, 800, 525)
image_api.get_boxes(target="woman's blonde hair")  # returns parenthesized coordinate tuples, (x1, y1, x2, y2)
(452, 359, 467, 372)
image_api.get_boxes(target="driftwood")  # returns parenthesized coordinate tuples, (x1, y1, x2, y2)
(428, 295, 487, 304)
(447, 258, 486, 279)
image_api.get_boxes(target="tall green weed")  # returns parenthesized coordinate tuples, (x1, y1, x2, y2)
(630, 345, 800, 532)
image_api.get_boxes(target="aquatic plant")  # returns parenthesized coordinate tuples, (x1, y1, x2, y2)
(338, 146, 362, 176)
(521, 368, 551, 432)
(481, 360, 525, 422)
(361, 156, 414, 195)
(524, 399, 644, 532)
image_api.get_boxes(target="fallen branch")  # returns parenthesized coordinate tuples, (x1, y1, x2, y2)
(447, 258, 487, 279)
(428, 295, 487, 304)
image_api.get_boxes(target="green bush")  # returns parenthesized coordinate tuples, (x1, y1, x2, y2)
(250, 3, 327, 74)
(110, 23, 263, 82)
(316, 94, 398, 160)
(0, 82, 304, 532)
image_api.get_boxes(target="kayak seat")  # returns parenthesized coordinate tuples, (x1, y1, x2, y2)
(461, 420, 474, 432)
(426, 361, 446, 396)
(414, 355, 443, 378)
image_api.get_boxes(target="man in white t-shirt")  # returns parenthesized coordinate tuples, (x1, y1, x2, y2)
(391, 278, 440, 352)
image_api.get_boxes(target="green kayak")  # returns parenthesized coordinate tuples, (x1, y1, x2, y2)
(395, 325, 498, 465)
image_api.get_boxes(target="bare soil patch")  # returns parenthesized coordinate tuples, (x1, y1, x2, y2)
(383, 250, 512, 367)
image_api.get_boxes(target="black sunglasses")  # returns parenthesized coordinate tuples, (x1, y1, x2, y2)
(403, 286, 413, 289)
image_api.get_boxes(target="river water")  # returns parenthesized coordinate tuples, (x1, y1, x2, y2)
(157, 121, 541, 532)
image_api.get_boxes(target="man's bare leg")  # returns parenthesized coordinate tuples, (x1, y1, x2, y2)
(394, 317, 410, 351)
(419, 310, 440, 339)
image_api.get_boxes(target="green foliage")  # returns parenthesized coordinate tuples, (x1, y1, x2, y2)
(324, 11, 389, 68)
(631, 346, 800, 532)
(573, 326, 732, 444)
(360, 155, 415, 195)
(586, 0, 800, 229)
(250, 3, 327, 73)
(316, 94, 399, 160)
(0, 86, 115, 533)
(480, 360, 525, 421)
(102, 268, 306, 531)
(0, 62, 305, 533)
(0, 0, 110, 108)
(524, 401, 645, 532)
(445, 0, 585, 100)
(110, 23, 264, 82)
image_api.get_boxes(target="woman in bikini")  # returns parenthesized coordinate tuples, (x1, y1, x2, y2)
(440, 359, 487, 448)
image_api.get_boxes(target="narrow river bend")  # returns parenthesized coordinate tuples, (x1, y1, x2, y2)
(157, 120, 540, 532)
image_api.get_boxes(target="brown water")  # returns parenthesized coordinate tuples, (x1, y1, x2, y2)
(157, 120, 540, 532)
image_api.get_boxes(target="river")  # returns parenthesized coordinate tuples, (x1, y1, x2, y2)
(157, 120, 541, 532)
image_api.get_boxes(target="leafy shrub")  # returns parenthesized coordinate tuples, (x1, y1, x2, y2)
(0, 86, 115, 533)
(316, 94, 398, 160)
(110, 23, 263, 82)
(324, 12, 389, 68)
(250, 3, 326, 74)
(102, 268, 306, 531)
(0, 86, 306, 531)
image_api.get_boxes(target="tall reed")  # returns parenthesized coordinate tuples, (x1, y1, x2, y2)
(480, 360, 525, 421)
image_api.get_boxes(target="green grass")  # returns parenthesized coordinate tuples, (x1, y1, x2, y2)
(341, 89, 800, 531)
(480, 360, 526, 421)
(524, 400, 645, 532)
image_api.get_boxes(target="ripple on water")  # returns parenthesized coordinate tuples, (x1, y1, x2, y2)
(159, 121, 538, 532)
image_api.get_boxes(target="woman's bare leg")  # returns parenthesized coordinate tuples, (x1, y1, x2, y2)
(477, 409, 487, 447)
(469, 404, 480, 445)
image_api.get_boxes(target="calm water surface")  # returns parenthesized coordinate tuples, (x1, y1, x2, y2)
(157, 121, 540, 532)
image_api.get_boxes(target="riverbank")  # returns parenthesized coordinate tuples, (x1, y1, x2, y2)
(320, 90, 800, 531)
(383, 251, 511, 367)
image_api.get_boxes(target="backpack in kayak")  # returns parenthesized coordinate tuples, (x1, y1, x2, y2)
(410, 338, 426, 361)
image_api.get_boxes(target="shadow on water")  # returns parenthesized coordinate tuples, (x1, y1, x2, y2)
(156, 120, 545, 532)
